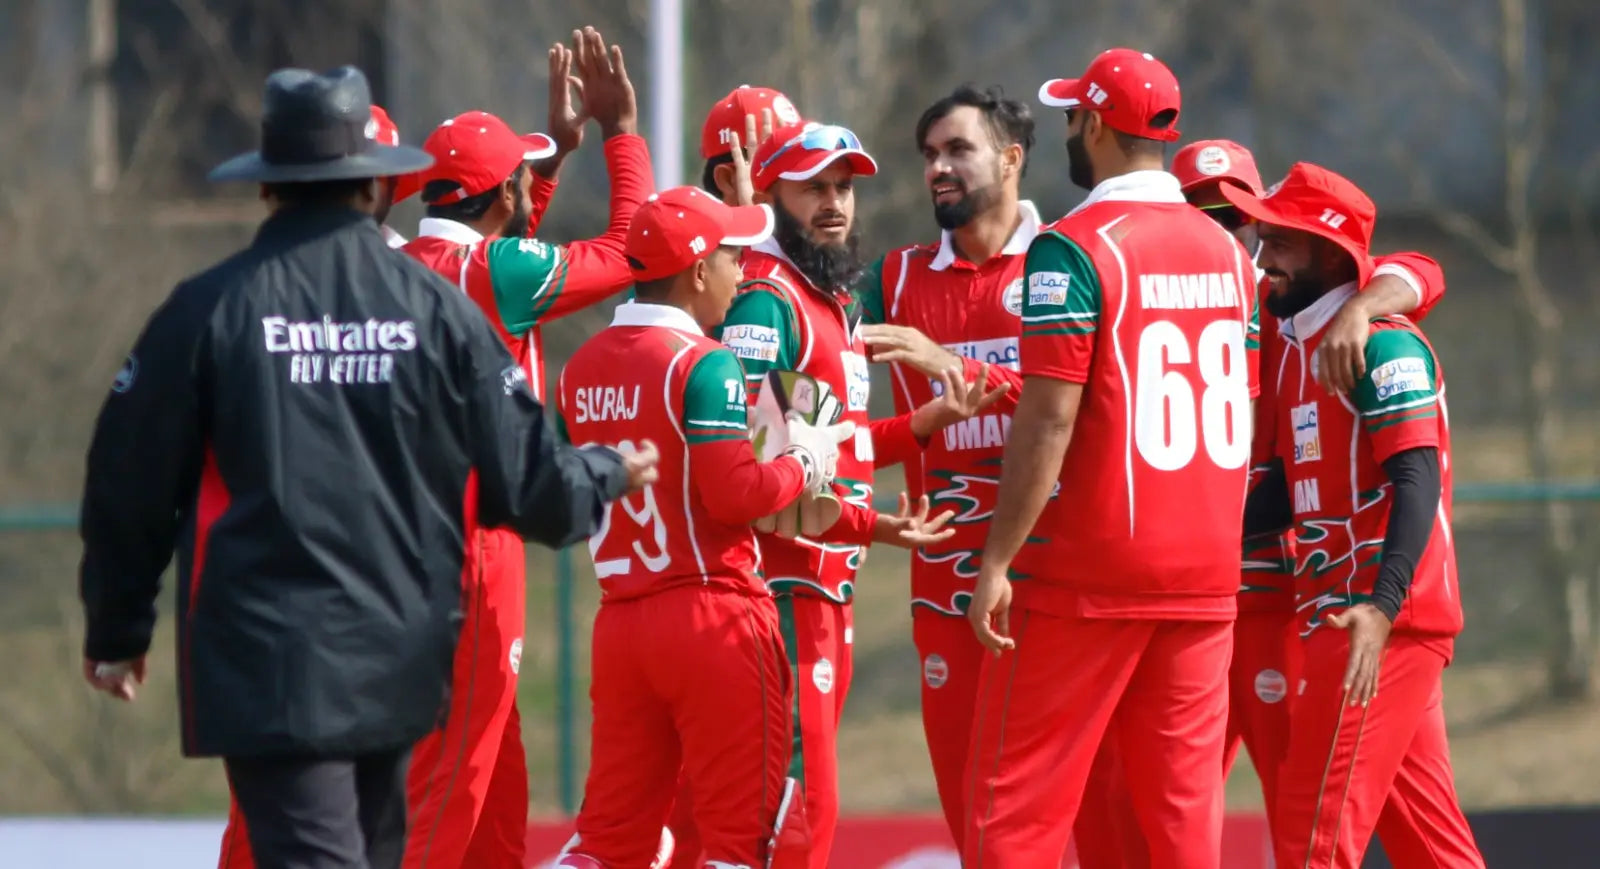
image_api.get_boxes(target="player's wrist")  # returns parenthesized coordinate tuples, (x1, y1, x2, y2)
(779, 445, 820, 490)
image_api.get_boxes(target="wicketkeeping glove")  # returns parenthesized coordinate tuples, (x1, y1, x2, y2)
(780, 412, 856, 493)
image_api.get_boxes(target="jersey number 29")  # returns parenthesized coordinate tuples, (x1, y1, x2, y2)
(1134, 319, 1250, 471)
(588, 439, 672, 578)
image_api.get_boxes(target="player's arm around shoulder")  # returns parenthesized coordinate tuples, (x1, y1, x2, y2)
(682, 346, 808, 524)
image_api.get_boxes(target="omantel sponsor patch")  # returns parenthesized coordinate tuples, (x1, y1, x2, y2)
(1027, 271, 1071, 307)
(1371, 356, 1429, 401)
(723, 323, 781, 363)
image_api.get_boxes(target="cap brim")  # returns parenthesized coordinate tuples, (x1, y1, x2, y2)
(208, 143, 435, 183)
(522, 132, 557, 161)
(720, 203, 775, 247)
(1038, 78, 1082, 108)
(777, 149, 879, 182)
(392, 170, 423, 203)
(1220, 184, 1374, 283)
(1180, 174, 1261, 196)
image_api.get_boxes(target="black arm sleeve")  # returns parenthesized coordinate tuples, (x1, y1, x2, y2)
(79, 286, 207, 662)
(460, 318, 629, 549)
(1372, 447, 1442, 622)
(1242, 458, 1294, 538)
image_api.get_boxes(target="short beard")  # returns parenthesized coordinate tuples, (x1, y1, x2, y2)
(773, 201, 863, 291)
(1067, 131, 1095, 191)
(1264, 269, 1329, 319)
(500, 199, 531, 239)
(931, 171, 1002, 231)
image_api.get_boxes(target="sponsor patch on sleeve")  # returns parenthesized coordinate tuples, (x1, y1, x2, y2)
(1027, 271, 1072, 307)
(723, 324, 781, 362)
(1370, 356, 1429, 400)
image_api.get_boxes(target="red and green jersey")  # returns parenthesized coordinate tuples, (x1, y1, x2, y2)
(856, 202, 1044, 617)
(713, 241, 923, 602)
(557, 303, 806, 603)
(400, 134, 653, 400)
(1268, 287, 1462, 641)
(1013, 171, 1260, 619)
(1245, 252, 1447, 613)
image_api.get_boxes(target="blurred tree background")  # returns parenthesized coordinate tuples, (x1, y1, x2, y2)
(2, 0, 1598, 816)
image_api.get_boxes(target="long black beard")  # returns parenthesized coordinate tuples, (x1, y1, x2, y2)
(1264, 269, 1329, 319)
(1067, 131, 1095, 191)
(773, 202, 863, 291)
(931, 173, 1002, 231)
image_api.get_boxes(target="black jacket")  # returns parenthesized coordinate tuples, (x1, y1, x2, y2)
(78, 207, 628, 758)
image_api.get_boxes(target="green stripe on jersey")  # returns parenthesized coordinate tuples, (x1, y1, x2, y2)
(682, 348, 751, 445)
(1349, 330, 1439, 418)
(1022, 230, 1100, 331)
(485, 236, 565, 337)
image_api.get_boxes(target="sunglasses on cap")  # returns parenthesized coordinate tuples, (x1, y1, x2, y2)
(758, 124, 864, 174)
(1199, 202, 1253, 231)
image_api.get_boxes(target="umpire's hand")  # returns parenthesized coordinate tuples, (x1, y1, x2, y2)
(83, 657, 146, 702)
(619, 439, 661, 493)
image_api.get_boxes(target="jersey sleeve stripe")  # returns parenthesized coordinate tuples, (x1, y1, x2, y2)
(1021, 312, 1097, 323)
(1366, 407, 1439, 432)
(685, 418, 747, 430)
(1359, 395, 1438, 418)
(1022, 323, 1095, 337)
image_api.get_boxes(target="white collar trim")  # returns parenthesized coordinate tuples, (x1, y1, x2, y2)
(610, 301, 703, 335)
(1281, 281, 1358, 341)
(416, 217, 484, 245)
(1066, 170, 1187, 217)
(930, 200, 1043, 271)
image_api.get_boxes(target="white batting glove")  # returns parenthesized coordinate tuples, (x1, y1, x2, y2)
(780, 412, 856, 493)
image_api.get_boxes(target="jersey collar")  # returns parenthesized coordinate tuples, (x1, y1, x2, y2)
(1280, 281, 1357, 342)
(381, 224, 408, 249)
(1066, 170, 1187, 217)
(751, 236, 853, 305)
(929, 200, 1043, 271)
(610, 301, 703, 335)
(416, 217, 484, 245)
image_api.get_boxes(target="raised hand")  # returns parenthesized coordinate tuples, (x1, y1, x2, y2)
(910, 364, 1012, 437)
(877, 492, 956, 549)
(545, 41, 586, 154)
(571, 26, 637, 138)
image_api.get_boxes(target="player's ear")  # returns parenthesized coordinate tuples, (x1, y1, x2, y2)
(692, 257, 711, 293)
(1001, 142, 1024, 179)
(713, 163, 738, 203)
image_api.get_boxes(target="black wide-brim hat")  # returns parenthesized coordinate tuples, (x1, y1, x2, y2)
(209, 65, 434, 183)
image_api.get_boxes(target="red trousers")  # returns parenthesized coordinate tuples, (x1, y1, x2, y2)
(565, 586, 797, 868)
(914, 611, 1145, 869)
(965, 607, 1232, 869)
(1222, 609, 1301, 836)
(217, 528, 530, 869)
(1273, 631, 1484, 869)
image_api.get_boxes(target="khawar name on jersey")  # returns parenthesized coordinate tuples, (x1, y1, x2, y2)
(260, 315, 418, 385)
(1139, 272, 1242, 310)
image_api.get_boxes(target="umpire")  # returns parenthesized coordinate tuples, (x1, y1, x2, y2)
(76, 67, 656, 869)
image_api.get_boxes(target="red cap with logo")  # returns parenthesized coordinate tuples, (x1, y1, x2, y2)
(751, 122, 878, 192)
(410, 111, 557, 204)
(626, 187, 776, 282)
(1221, 162, 1377, 284)
(701, 85, 804, 159)
(368, 105, 401, 147)
(1038, 48, 1182, 142)
(1173, 139, 1264, 196)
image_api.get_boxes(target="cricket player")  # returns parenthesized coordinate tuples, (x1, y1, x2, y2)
(1222, 164, 1485, 869)
(854, 83, 1144, 867)
(368, 104, 410, 248)
(712, 120, 1002, 868)
(552, 186, 842, 869)
(701, 84, 803, 201)
(1173, 139, 1449, 837)
(966, 49, 1258, 868)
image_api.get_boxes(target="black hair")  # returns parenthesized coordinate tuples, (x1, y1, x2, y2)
(1111, 109, 1179, 158)
(631, 273, 675, 300)
(424, 164, 526, 222)
(914, 84, 1036, 177)
(701, 154, 733, 196)
(262, 178, 373, 205)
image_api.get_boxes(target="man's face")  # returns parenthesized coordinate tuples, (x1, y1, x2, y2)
(922, 106, 1007, 231)
(693, 245, 744, 330)
(1186, 181, 1258, 250)
(1257, 225, 1333, 318)
(375, 176, 398, 225)
(500, 165, 535, 238)
(771, 163, 856, 247)
(1065, 109, 1095, 192)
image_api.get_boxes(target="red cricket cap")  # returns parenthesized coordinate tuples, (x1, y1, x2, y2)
(368, 105, 401, 147)
(1221, 162, 1377, 284)
(1173, 139, 1264, 196)
(701, 85, 803, 159)
(751, 122, 878, 192)
(626, 187, 776, 282)
(1038, 48, 1182, 142)
(411, 111, 557, 204)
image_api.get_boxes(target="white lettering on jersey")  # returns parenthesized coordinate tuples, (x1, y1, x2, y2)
(941, 337, 1020, 371)
(1137, 273, 1241, 310)
(573, 385, 642, 423)
(1371, 357, 1429, 401)
(942, 413, 1011, 451)
(723, 324, 781, 362)
(1291, 402, 1321, 464)
(262, 315, 417, 385)
(1027, 271, 1071, 307)
(1294, 478, 1321, 513)
(841, 351, 870, 411)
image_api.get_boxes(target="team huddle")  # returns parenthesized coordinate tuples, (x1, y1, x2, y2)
(219, 28, 1482, 869)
